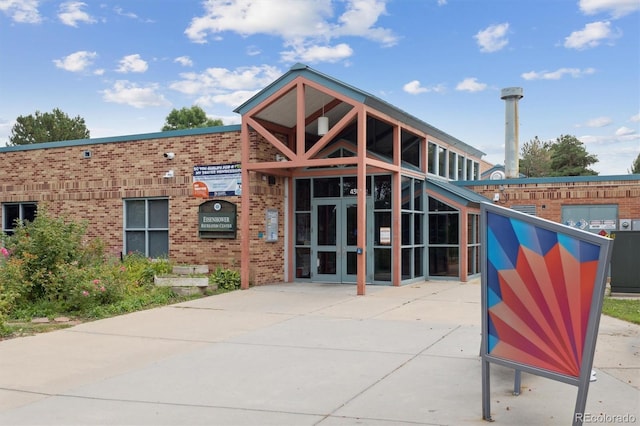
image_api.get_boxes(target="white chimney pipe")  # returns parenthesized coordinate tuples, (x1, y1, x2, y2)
(501, 87, 524, 179)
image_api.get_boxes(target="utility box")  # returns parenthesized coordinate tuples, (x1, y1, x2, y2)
(610, 231, 640, 293)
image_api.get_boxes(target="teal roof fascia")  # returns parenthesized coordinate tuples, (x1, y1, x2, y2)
(456, 174, 640, 186)
(0, 125, 241, 153)
(427, 178, 490, 206)
(233, 63, 365, 115)
(234, 63, 484, 158)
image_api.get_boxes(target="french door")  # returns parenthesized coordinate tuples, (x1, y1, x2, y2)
(312, 198, 372, 283)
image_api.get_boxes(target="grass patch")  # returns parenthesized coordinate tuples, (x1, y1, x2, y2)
(602, 297, 640, 325)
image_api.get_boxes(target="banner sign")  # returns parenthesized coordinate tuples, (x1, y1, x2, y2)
(480, 202, 613, 426)
(193, 163, 241, 197)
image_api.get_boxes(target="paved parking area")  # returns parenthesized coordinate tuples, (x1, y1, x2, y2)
(0, 280, 638, 425)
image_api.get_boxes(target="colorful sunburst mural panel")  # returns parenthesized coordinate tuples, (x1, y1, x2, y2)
(486, 210, 603, 378)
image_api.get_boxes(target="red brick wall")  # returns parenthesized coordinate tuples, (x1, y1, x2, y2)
(0, 130, 285, 285)
(467, 178, 640, 222)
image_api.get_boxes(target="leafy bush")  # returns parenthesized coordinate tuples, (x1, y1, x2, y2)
(210, 267, 241, 291)
(4, 207, 104, 302)
(0, 209, 240, 339)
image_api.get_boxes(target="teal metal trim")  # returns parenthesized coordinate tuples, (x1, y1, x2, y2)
(428, 178, 490, 206)
(457, 174, 640, 186)
(233, 63, 485, 158)
(0, 125, 241, 153)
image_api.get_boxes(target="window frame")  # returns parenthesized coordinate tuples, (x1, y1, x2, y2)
(2, 202, 37, 235)
(123, 197, 169, 258)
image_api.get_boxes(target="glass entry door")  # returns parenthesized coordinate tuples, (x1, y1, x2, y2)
(312, 198, 371, 283)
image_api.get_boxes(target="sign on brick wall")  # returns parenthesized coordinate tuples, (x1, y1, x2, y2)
(193, 163, 241, 197)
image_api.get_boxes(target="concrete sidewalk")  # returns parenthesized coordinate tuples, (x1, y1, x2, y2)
(0, 280, 638, 425)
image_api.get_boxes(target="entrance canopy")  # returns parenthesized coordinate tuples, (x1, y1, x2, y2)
(233, 63, 486, 294)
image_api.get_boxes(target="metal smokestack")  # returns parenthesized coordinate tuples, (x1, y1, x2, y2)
(501, 87, 524, 179)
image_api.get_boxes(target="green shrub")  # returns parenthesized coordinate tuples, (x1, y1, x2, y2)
(210, 267, 241, 291)
(5, 207, 104, 302)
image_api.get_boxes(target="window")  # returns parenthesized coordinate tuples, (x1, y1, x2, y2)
(438, 146, 447, 178)
(467, 214, 480, 276)
(2, 202, 37, 235)
(428, 142, 436, 175)
(428, 196, 459, 277)
(124, 198, 169, 258)
(401, 130, 422, 168)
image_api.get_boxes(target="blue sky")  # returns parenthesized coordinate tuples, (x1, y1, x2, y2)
(1, 0, 638, 175)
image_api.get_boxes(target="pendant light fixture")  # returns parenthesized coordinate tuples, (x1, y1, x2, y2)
(318, 95, 329, 135)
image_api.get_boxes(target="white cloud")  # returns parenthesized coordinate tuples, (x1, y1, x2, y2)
(455, 77, 487, 92)
(564, 21, 620, 49)
(101, 80, 171, 108)
(246, 45, 261, 56)
(58, 1, 96, 27)
(474, 23, 509, 53)
(184, 0, 398, 61)
(280, 42, 353, 63)
(615, 126, 637, 136)
(113, 6, 137, 19)
(0, 0, 42, 24)
(402, 80, 446, 95)
(579, 0, 640, 18)
(185, 0, 332, 43)
(195, 90, 260, 108)
(630, 113, 640, 122)
(0, 0, 41, 23)
(174, 56, 193, 67)
(584, 116, 613, 127)
(116, 54, 149, 73)
(521, 67, 596, 80)
(53, 50, 97, 72)
(170, 65, 282, 96)
(333, 0, 398, 47)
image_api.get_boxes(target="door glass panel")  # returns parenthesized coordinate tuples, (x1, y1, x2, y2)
(402, 213, 411, 245)
(318, 251, 337, 274)
(317, 205, 337, 245)
(374, 212, 391, 245)
(346, 252, 357, 275)
(402, 247, 411, 279)
(414, 247, 424, 276)
(296, 179, 311, 211)
(296, 213, 310, 245)
(296, 248, 311, 278)
(346, 204, 357, 246)
(374, 248, 391, 281)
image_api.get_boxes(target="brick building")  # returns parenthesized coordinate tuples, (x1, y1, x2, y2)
(1, 64, 638, 293)
(459, 175, 640, 237)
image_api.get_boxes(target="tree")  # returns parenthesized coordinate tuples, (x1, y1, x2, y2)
(520, 136, 552, 177)
(8, 108, 90, 145)
(161, 106, 222, 131)
(548, 134, 598, 176)
(629, 152, 640, 174)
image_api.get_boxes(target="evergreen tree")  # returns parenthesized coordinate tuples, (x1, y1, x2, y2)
(8, 108, 90, 145)
(629, 152, 640, 174)
(548, 134, 598, 176)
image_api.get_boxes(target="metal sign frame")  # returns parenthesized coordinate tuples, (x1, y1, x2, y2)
(480, 202, 613, 426)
